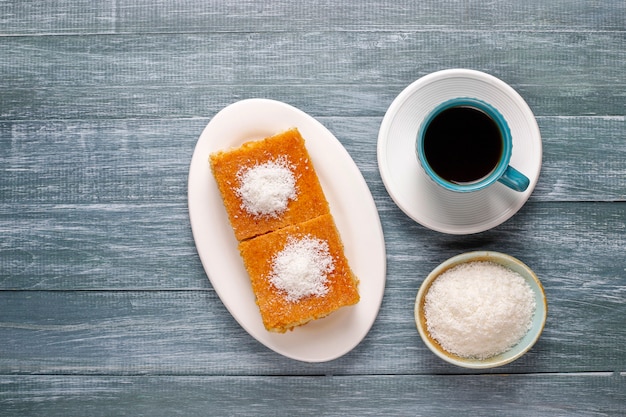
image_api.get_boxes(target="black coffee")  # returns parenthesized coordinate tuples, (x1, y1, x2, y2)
(423, 106, 503, 184)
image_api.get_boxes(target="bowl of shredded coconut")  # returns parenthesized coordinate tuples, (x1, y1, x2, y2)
(414, 251, 547, 368)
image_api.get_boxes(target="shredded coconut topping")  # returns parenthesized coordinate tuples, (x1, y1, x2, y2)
(424, 261, 536, 359)
(269, 235, 334, 302)
(235, 157, 297, 218)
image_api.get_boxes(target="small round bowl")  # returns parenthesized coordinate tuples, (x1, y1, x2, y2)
(414, 251, 547, 368)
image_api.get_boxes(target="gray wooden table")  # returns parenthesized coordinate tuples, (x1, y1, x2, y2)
(1, 1, 625, 416)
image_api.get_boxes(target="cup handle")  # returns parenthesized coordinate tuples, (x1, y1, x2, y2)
(498, 166, 530, 192)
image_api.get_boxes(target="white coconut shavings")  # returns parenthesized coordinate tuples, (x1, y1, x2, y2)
(235, 157, 297, 218)
(269, 235, 334, 302)
(424, 261, 536, 359)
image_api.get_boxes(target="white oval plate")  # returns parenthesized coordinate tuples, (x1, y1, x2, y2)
(377, 69, 542, 234)
(188, 99, 386, 362)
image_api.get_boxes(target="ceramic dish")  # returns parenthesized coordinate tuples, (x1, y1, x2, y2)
(377, 69, 542, 234)
(414, 251, 547, 369)
(188, 98, 386, 362)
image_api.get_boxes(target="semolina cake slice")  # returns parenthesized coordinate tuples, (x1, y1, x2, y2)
(238, 213, 360, 333)
(209, 128, 330, 242)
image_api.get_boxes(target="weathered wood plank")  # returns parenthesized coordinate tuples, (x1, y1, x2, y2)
(1, 205, 624, 375)
(115, 0, 626, 32)
(1, 116, 624, 205)
(0, 118, 197, 205)
(1, 84, 624, 120)
(2, 0, 625, 35)
(1, 199, 625, 293)
(0, 203, 205, 290)
(0, 374, 624, 417)
(1, 32, 624, 88)
(0, 1, 116, 35)
(1, 200, 625, 293)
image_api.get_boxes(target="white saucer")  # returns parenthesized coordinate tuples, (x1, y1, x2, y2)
(377, 69, 542, 234)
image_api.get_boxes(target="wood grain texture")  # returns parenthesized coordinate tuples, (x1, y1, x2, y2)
(2, 84, 625, 120)
(0, 259, 624, 375)
(1, 116, 624, 208)
(2, 0, 625, 34)
(1, 0, 625, 415)
(2, 32, 625, 89)
(1, 374, 625, 417)
(1, 201, 625, 291)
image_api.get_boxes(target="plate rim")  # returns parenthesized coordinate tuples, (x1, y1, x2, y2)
(188, 98, 386, 362)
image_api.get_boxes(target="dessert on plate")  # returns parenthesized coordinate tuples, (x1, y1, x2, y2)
(238, 213, 359, 333)
(209, 128, 359, 332)
(209, 128, 330, 242)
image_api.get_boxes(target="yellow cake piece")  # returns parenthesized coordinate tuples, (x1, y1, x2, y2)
(210, 128, 359, 332)
(238, 214, 359, 333)
(209, 128, 330, 242)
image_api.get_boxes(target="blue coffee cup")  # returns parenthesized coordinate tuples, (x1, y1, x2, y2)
(416, 97, 529, 193)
